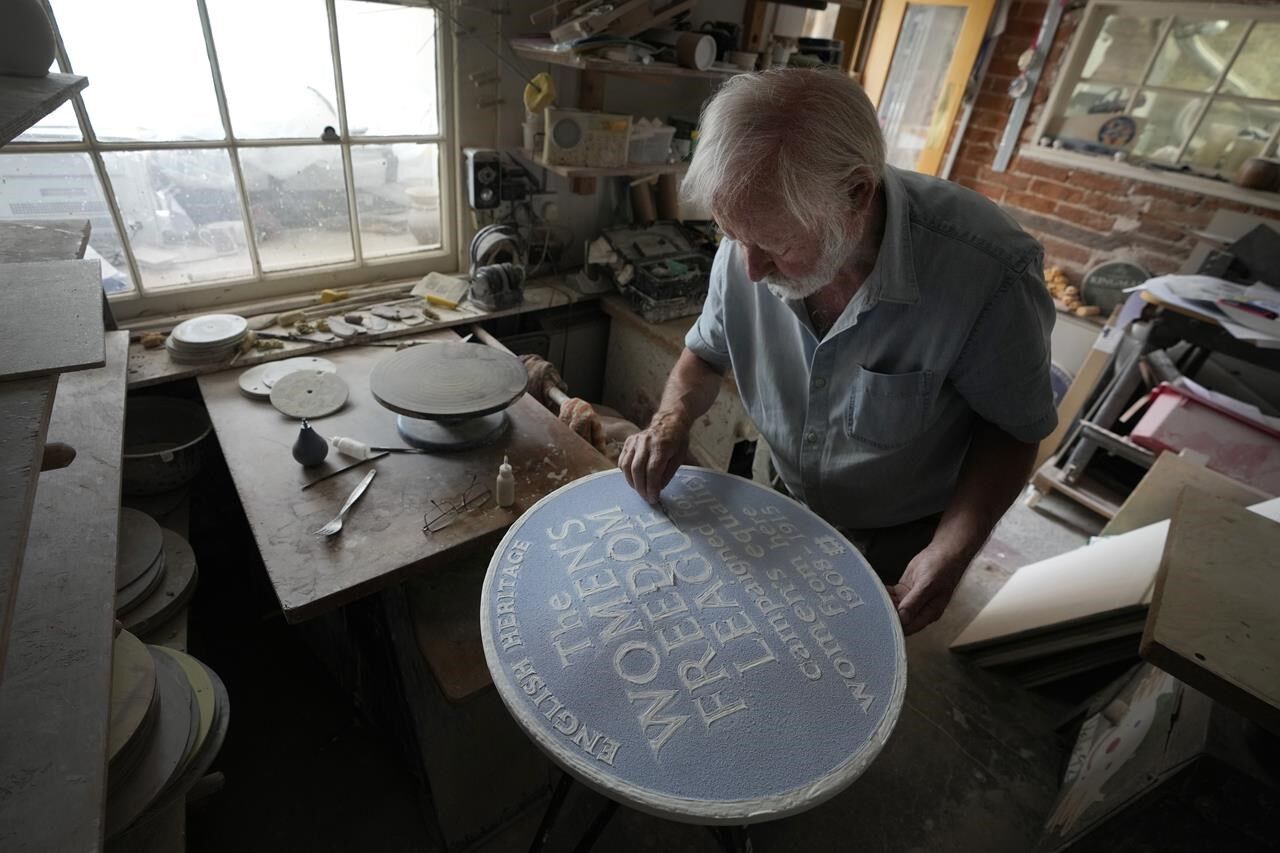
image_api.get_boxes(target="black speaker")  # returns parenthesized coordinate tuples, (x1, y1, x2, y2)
(464, 147, 501, 210)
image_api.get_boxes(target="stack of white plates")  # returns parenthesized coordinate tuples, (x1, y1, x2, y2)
(165, 314, 248, 365)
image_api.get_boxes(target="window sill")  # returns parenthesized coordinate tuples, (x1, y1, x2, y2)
(1018, 146, 1280, 213)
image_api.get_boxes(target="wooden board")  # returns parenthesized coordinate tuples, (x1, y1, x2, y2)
(0, 260, 105, 381)
(1141, 490, 1280, 734)
(950, 496, 1280, 655)
(0, 375, 58, 688)
(197, 329, 611, 623)
(0, 73, 89, 146)
(0, 220, 91, 264)
(0, 332, 129, 853)
(1102, 451, 1270, 536)
(127, 281, 586, 389)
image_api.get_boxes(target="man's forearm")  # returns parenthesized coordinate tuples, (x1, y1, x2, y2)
(653, 348, 725, 430)
(929, 419, 1037, 563)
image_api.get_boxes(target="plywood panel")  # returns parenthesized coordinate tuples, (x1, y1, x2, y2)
(0, 332, 129, 853)
(1141, 490, 1280, 733)
(0, 260, 105, 381)
(951, 496, 1280, 653)
(1102, 451, 1269, 536)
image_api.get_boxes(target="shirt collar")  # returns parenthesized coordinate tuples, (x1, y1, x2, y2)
(866, 166, 919, 306)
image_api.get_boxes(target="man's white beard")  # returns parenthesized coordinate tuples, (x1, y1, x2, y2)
(763, 223, 860, 301)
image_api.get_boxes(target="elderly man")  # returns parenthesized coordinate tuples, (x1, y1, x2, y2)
(619, 69, 1056, 635)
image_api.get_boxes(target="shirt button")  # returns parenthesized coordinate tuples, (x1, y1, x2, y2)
(813, 377, 826, 388)
(806, 431, 817, 444)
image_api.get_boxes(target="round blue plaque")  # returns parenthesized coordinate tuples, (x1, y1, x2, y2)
(480, 468, 906, 824)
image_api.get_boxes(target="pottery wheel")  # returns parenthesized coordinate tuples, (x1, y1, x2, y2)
(261, 356, 337, 389)
(270, 370, 349, 419)
(480, 467, 907, 825)
(396, 412, 510, 451)
(109, 630, 158, 766)
(117, 508, 164, 590)
(122, 529, 199, 638)
(370, 342, 526, 420)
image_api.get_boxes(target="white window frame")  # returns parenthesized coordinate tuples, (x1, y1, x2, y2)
(1025, 0, 1280, 212)
(6, 0, 457, 321)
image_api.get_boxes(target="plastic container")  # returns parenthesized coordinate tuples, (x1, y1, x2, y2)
(628, 124, 676, 165)
(122, 396, 212, 495)
(1131, 383, 1280, 494)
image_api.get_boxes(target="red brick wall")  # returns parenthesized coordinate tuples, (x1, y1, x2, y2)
(947, 0, 1280, 279)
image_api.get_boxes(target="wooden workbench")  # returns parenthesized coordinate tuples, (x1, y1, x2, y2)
(198, 329, 610, 623)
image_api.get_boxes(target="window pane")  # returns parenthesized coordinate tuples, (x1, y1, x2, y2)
(49, 0, 223, 141)
(1081, 14, 1165, 83)
(1222, 22, 1280, 100)
(1130, 89, 1203, 162)
(207, 0, 340, 139)
(103, 150, 251, 289)
(351, 143, 440, 258)
(1147, 18, 1248, 92)
(240, 146, 353, 271)
(0, 153, 133, 294)
(337, 1, 439, 136)
(1062, 82, 1134, 117)
(877, 3, 967, 170)
(15, 101, 81, 143)
(1180, 100, 1280, 176)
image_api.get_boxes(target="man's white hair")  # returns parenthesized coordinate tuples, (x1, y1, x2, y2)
(682, 69, 886, 233)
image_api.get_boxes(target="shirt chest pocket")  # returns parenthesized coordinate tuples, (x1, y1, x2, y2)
(844, 365, 933, 450)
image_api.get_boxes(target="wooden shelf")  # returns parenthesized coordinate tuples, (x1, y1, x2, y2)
(0, 332, 128, 853)
(511, 38, 739, 81)
(0, 73, 88, 147)
(515, 148, 688, 179)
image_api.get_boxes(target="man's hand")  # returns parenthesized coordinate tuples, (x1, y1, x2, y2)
(888, 545, 970, 635)
(619, 412, 690, 504)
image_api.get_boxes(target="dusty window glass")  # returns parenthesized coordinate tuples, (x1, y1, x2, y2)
(0, 152, 134, 293)
(1146, 18, 1249, 92)
(102, 150, 252, 289)
(239, 147, 354, 271)
(1081, 14, 1165, 83)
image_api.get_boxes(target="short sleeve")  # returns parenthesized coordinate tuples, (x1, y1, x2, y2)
(950, 257, 1058, 443)
(683, 240, 734, 372)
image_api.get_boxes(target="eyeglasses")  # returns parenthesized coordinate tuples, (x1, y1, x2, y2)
(422, 474, 492, 535)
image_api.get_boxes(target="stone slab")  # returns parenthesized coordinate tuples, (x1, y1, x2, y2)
(480, 467, 906, 825)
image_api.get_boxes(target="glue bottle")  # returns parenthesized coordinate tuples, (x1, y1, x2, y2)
(496, 456, 515, 508)
(331, 435, 372, 459)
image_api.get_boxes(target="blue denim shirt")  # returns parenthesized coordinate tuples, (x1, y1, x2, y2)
(685, 166, 1057, 529)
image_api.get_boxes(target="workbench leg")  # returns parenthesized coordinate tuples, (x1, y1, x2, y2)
(571, 798, 619, 853)
(529, 771, 575, 853)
